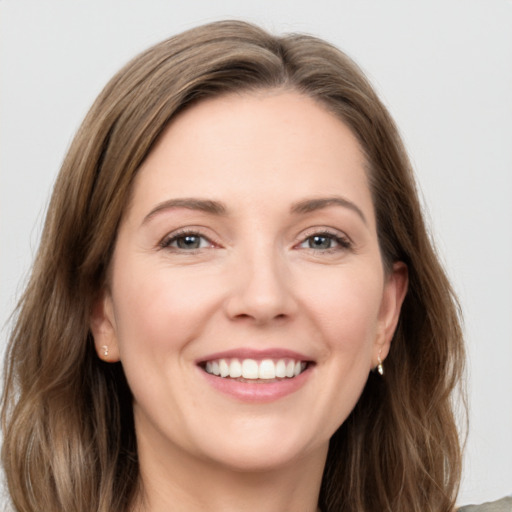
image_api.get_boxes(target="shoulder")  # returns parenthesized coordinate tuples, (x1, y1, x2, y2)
(458, 497, 512, 512)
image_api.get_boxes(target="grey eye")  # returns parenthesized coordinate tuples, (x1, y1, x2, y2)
(175, 235, 203, 249)
(162, 232, 213, 251)
(307, 235, 333, 250)
(297, 231, 351, 252)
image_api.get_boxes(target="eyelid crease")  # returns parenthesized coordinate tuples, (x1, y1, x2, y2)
(297, 226, 353, 243)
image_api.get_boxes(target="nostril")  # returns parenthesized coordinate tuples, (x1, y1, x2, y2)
(233, 313, 252, 320)
(231, 311, 289, 324)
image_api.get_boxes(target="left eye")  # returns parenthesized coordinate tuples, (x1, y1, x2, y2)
(162, 233, 212, 250)
(298, 233, 350, 251)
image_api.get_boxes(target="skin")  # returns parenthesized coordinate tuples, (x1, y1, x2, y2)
(90, 90, 408, 512)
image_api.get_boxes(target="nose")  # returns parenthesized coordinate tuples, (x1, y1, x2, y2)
(224, 246, 297, 325)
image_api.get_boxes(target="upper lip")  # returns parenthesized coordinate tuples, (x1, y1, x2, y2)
(196, 348, 314, 364)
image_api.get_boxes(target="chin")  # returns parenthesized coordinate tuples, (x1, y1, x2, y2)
(204, 442, 319, 473)
(191, 420, 329, 473)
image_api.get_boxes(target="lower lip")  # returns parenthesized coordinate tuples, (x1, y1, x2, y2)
(199, 366, 312, 403)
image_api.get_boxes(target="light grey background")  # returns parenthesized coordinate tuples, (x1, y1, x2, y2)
(1, 0, 511, 506)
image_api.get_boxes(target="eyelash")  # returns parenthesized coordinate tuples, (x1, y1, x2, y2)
(296, 230, 353, 253)
(159, 228, 352, 254)
(159, 229, 216, 252)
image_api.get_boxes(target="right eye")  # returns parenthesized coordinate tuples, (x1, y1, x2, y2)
(160, 231, 214, 251)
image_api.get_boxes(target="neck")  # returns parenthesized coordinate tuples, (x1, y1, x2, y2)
(132, 430, 327, 512)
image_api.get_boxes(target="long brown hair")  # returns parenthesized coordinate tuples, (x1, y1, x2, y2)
(1, 20, 465, 512)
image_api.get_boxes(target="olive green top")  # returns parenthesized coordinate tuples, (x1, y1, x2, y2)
(459, 497, 512, 512)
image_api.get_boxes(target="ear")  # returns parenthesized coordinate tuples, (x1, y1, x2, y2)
(90, 289, 120, 363)
(373, 261, 409, 366)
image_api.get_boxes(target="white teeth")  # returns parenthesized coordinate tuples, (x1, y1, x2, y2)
(219, 359, 229, 377)
(242, 359, 259, 379)
(229, 359, 242, 378)
(204, 358, 308, 380)
(276, 359, 286, 378)
(259, 359, 275, 379)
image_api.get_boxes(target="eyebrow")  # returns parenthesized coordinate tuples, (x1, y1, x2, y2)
(142, 195, 367, 225)
(290, 196, 367, 225)
(142, 198, 227, 224)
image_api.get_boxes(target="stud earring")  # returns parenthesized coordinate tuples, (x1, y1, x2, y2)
(102, 345, 109, 357)
(377, 351, 384, 376)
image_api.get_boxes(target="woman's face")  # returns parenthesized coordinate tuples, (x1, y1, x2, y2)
(91, 91, 407, 475)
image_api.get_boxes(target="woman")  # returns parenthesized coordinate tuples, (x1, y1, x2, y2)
(1, 20, 509, 512)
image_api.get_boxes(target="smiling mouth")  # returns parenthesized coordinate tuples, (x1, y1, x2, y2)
(200, 358, 310, 381)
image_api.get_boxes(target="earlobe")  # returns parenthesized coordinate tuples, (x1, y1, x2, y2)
(374, 261, 409, 364)
(90, 290, 120, 362)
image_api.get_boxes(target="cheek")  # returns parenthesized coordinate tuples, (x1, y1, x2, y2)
(301, 265, 384, 348)
(111, 261, 221, 358)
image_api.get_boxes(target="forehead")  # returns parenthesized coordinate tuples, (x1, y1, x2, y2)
(129, 90, 374, 225)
